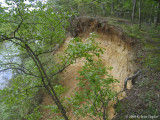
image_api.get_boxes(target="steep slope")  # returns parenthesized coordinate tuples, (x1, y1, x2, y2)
(41, 17, 138, 120)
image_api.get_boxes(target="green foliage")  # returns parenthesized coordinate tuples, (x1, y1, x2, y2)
(0, 73, 41, 119)
(54, 84, 67, 97)
(55, 0, 159, 24)
(0, 0, 71, 119)
(65, 33, 119, 119)
(25, 106, 42, 120)
(115, 101, 122, 113)
(0, 101, 23, 120)
(111, 19, 160, 72)
(70, 60, 118, 119)
(124, 25, 141, 38)
(43, 104, 66, 120)
(145, 55, 160, 71)
(1, 0, 70, 51)
(43, 104, 59, 114)
(64, 33, 104, 64)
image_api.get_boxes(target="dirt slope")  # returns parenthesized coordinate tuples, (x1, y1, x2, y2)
(41, 17, 138, 120)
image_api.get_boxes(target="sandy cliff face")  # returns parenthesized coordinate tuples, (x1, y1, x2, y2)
(41, 17, 138, 120)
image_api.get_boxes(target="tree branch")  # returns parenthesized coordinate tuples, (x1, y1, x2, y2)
(50, 62, 71, 79)
(24, 85, 44, 95)
(124, 70, 141, 89)
(13, 5, 24, 37)
(0, 67, 40, 78)
(116, 70, 141, 97)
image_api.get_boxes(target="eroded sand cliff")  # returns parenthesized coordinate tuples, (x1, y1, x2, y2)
(41, 17, 138, 120)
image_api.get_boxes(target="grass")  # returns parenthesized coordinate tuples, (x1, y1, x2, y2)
(108, 18, 160, 120)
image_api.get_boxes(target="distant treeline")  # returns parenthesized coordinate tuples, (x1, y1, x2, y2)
(53, 0, 159, 27)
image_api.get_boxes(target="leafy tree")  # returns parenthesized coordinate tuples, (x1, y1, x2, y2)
(0, 1, 119, 119)
(70, 60, 118, 120)
(0, 0, 71, 119)
(55, 0, 160, 26)
(64, 33, 119, 120)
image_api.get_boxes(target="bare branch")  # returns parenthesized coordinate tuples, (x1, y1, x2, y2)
(0, 62, 40, 77)
(13, 20, 23, 37)
(116, 70, 142, 97)
(0, 67, 40, 78)
(13, 5, 24, 37)
(24, 85, 44, 95)
(50, 62, 71, 79)
(0, 21, 46, 24)
(124, 70, 141, 89)
(36, 49, 54, 56)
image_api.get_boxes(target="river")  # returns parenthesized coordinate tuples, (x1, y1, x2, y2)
(0, 55, 12, 89)
(0, 42, 18, 89)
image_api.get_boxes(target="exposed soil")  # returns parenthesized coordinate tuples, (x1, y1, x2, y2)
(40, 17, 139, 120)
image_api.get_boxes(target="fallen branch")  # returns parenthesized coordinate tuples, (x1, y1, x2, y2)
(124, 70, 141, 90)
(116, 70, 141, 96)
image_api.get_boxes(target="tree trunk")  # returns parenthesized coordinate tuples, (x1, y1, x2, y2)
(149, 4, 154, 24)
(101, 3, 107, 16)
(111, 0, 114, 15)
(138, 0, 141, 28)
(25, 43, 69, 120)
(103, 106, 107, 120)
(132, 0, 137, 24)
(155, 2, 160, 27)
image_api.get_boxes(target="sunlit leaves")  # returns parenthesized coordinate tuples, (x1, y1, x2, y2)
(70, 60, 118, 118)
(64, 33, 104, 64)
(0, 0, 71, 119)
(65, 34, 119, 119)
(25, 106, 42, 120)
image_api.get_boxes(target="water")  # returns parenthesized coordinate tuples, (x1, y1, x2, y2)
(0, 70, 12, 89)
(0, 42, 19, 89)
